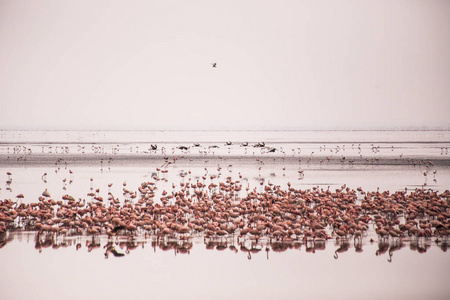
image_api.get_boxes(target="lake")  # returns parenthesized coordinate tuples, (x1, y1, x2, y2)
(0, 130, 449, 300)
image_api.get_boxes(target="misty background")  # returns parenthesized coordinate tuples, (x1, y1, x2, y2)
(1, 0, 449, 130)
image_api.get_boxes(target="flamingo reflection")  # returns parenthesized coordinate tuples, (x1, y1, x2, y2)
(334, 239, 350, 259)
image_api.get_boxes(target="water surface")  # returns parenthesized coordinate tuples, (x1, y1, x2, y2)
(1, 130, 449, 300)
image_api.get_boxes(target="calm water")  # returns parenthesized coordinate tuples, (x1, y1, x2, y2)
(1, 130, 449, 300)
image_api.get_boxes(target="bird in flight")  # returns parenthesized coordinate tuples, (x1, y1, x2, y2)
(211, 63, 217, 68)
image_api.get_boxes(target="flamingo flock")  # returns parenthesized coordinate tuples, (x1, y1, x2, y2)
(1, 133, 449, 259)
(1, 169, 449, 259)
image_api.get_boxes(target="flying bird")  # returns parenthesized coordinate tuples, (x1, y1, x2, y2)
(211, 63, 217, 68)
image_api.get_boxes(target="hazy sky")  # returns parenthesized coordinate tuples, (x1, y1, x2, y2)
(1, 0, 449, 130)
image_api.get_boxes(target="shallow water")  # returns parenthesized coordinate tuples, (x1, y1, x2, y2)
(0, 232, 448, 300)
(1, 130, 449, 300)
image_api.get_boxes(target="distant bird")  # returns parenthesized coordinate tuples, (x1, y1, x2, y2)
(211, 63, 217, 68)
